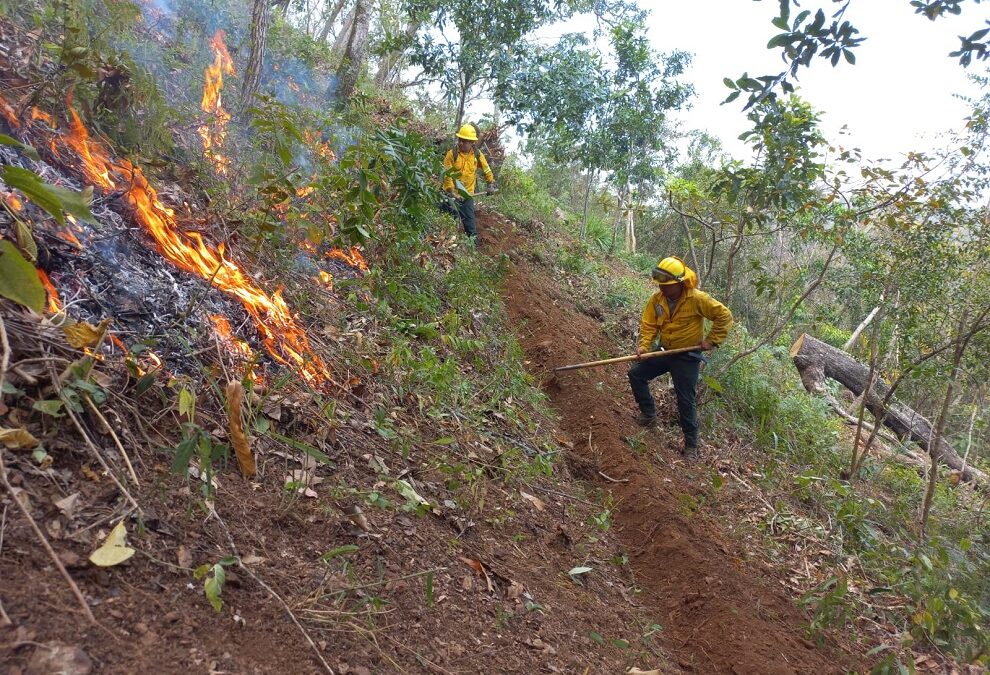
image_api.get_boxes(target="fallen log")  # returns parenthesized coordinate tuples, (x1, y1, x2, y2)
(790, 333, 987, 486)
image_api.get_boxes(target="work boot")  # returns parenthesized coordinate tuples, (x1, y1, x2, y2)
(634, 412, 658, 428)
(683, 444, 699, 461)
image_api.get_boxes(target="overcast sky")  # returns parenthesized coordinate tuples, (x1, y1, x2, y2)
(480, 0, 990, 165)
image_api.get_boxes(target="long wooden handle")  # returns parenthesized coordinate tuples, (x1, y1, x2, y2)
(553, 345, 703, 373)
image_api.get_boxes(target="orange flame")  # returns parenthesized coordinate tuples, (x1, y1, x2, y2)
(199, 30, 235, 175)
(2, 191, 23, 212)
(209, 314, 253, 359)
(0, 95, 20, 128)
(31, 107, 55, 127)
(316, 270, 333, 290)
(326, 246, 368, 272)
(61, 102, 329, 385)
(37, 269, 62, 314)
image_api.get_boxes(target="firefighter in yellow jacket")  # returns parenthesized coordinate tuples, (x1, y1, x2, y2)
(441, 123, 496, 238)
(629, 256, 732, 459)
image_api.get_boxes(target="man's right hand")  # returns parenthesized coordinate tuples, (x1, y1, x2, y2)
(635, 346, 644, 359)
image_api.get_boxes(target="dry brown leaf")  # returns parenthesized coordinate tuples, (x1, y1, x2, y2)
(458, 556, 494, 592)
(0, 426, 39, 449)
(54, 493, 80, 519)
(627, 669, 664, 675)
(225, 381, 256, 478)
(506, 580, 525, 600)
(62, 318, 111, 349)
(240, 553, 266, 565)
(524, 638, 557, 655)
(461, 574, 473, 591)
(341, 504, 370, 532)
(519, 490, 545, 512)
(176, 545, 193, 568)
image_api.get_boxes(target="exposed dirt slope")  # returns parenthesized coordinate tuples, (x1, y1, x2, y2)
(482, 210, 858, 674)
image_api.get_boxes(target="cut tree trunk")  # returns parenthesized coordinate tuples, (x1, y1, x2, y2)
(790, 333, 987, 486)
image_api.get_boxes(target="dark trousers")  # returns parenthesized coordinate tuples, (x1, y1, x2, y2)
(439, 196, 477, 237)
(628, 352, 703, 447)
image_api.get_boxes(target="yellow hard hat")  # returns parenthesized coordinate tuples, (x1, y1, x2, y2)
(652, 256, 687, 285)
(455, 124, 478, 141)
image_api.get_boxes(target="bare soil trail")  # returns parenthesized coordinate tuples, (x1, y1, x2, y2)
(481, 211, 858, 674)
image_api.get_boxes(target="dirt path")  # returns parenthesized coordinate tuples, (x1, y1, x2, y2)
(482, 212, 856, 674)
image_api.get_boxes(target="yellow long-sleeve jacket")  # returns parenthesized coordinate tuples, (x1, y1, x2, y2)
(442, 148, 495, 195)
(638, 287, 733, 352)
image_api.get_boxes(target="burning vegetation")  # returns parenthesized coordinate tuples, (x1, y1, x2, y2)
(199, 30, 235, 176)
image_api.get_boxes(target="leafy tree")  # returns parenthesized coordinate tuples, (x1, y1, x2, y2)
(500, 15, 692, 245)
(402, 0, 576, 128)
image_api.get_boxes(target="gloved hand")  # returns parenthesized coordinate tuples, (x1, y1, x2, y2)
(486, 183, 498, 195)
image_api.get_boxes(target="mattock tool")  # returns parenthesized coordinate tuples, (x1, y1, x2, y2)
(553, 345, 703, 373)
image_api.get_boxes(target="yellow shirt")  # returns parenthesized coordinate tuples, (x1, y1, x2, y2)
(442, 148, 495, 195)
(638, 287, 733, 352)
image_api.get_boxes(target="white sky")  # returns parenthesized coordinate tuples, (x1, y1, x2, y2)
(471, 0, 990, 164)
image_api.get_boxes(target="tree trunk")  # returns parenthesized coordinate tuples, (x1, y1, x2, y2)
(790, 333, 987, 486)
(625, 203, 636, 253)
(581, 169, 595, 240)
(722, 218, 745, 307)
(329, 3, 356, 66)
(238, 0, 273, 114)
(609, 183, 626, 253)
(680, 213, 701, 285)
(374, 19, 421, 87)
(843, 305, 882, 352)
(454, 73, 469, 131)
(920, 310, 968, 538)
(331, 0, 370, 104)
(316, 0, 349, 43)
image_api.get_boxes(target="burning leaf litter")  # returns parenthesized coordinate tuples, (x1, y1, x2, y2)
(54, 101, 332, 385)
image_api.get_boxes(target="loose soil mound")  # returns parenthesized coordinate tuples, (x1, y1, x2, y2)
(482, 210, 858, 674)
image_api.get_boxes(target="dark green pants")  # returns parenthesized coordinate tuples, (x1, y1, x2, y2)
(439, 196, 477, 237)
(628, 352, 703, 446)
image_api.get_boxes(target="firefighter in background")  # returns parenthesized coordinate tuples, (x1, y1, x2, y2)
(629, 256, 733, 460)
(440, 123, 496, 238)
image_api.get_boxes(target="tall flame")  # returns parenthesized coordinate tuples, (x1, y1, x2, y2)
(37, 269, 62, 314)
(199, 30, 235, 175)
(61, 103, 329, 385)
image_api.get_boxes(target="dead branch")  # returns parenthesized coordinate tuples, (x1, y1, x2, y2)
(790, 334, 987, 487)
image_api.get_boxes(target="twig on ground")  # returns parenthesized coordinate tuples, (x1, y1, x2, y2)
(84, 395, 140, 486)
(332, 567, 446, 594)
(0, 451, 96, 624)
(521, 481, 598, 507)
(381, 631, 455, 675)
(598, 471, 629, 483)
(0, 505, 10, 626)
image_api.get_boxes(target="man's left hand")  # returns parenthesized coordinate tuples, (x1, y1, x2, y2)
(700, 340, 715, 351)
